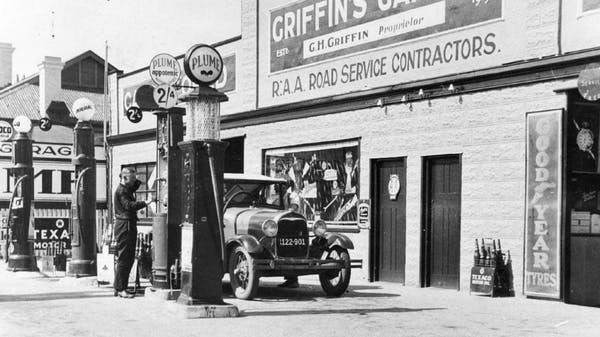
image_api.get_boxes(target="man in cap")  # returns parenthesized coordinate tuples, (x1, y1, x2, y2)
(113, 167, 155, 298)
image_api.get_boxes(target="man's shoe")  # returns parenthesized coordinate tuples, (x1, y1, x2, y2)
(278, 279, 299, 288)
(117, 290, 134, 298)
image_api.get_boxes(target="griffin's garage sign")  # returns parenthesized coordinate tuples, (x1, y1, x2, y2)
(524, 109, 562, 298)
(34, 218, 71, 251)
(258, 0, 530, 107)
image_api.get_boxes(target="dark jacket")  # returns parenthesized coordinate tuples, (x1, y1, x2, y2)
(114, 183, 146, 220)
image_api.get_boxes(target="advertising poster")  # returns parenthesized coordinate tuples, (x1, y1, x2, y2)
(524, 109, 562, 298)
(258, 0, 527, 107)
(265, 140, 360, 226)
(33, 218, 71, 252)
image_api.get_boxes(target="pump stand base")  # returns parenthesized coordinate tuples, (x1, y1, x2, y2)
(7, 254, 38, 272)
(66, 259, 96, 277)
(144, 287, 180, 301)
(168, 301, 239, 319)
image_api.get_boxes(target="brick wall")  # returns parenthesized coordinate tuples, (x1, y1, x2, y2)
(221, 80, 569, 291)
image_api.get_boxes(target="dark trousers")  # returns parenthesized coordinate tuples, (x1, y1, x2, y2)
(113, 219, 137, 291)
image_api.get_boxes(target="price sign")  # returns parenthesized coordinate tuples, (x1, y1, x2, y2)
(126, 106, 143, 123)
(153, 85, 178, 109)
(39, 117, 52, 131)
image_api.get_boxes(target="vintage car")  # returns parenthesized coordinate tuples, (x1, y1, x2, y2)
(223, 173, 362, 300)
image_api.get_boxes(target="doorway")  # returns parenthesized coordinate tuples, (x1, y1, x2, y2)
(422, 155, 461, 289)
(371, 158, 406, 283)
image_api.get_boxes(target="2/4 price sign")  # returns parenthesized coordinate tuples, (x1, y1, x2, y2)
(153, 84, 178, 109)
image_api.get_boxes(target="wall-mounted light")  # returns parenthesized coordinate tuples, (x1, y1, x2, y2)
(409, 103, 413, 112)
(376, 98, 384, 107)
(418, 88, 424, 96)
(401, 95, 407, 103)
(448, 83, 455, 92)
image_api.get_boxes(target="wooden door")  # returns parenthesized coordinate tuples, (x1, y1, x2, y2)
(373, 159, 406, 283)
(424, 156, 461, 289)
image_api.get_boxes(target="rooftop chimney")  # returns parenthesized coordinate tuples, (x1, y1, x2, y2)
(38, 56, 64, 117)
(0, 42, 15, 89)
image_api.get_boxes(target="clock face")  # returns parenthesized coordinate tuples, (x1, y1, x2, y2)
(577, 128, 594, 152)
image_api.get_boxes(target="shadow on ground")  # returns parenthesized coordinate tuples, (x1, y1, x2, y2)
(0, 291, 114, 302)
(242, 307, 445, 317)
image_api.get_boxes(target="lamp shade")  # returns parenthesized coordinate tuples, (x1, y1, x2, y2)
(12, 115, 32, 133)
(72, 98, 96, 121)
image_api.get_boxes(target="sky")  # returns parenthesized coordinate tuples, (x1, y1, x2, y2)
(0, 0, 241, 80)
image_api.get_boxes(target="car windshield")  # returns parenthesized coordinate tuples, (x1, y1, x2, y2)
(224, 180, 286, 209)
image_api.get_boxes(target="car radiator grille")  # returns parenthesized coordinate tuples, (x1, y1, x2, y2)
(276, 217, 309, 258)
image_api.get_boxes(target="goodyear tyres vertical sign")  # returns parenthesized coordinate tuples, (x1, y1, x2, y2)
(524, 109, 562, 298)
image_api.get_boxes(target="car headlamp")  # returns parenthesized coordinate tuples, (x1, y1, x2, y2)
(262, 219, 278, 237)
(313, 219, 327, 237)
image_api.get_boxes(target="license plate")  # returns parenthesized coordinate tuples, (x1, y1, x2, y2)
(278, 238, 306, 246)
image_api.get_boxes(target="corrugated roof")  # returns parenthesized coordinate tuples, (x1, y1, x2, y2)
(0, 84, 40, 120)
(0, 84, 106, 122)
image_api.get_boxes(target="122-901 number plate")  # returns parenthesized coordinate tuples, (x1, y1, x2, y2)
(279, 238, 306, 246)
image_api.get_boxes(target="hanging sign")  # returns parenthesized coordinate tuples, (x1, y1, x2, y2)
(577, 63, 600, 101)
(153, 84, 178, 109)
(12, 197, 23, 209)
(126, 106, 143, 123)
(149, 53, 181, 85)
(39, 117, 52, 131)
(0, 120, 13, 142)
(388, 174, 400, 200)
(183, 44, 223, 86)
(524, 109, 562, 298)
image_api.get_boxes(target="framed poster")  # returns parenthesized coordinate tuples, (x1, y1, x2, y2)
(264, 139, 360, 227)
(524, 109, 562, 298)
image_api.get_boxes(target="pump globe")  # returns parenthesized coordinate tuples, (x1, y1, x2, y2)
(12, 115, 32, 133)
(72, 97, 96, 121)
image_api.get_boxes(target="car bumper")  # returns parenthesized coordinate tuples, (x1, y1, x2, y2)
(252, 258, 362, 271)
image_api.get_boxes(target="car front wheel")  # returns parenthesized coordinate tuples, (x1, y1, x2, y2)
(319, 246, 351, 297)
(229, 245, 259, 300)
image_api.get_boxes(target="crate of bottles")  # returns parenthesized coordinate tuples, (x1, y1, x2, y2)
(470, 238, 514, 297)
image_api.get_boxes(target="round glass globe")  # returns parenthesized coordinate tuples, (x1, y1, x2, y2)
(72, 97, 96, 121)
(12, 116, 32, 133)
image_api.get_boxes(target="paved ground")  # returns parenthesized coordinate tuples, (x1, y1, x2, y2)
(0, 263, 598, 337)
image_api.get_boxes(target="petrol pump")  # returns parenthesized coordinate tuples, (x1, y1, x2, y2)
(151, 108, 184, 290)
(6, 116, 37, 271)
(174, 44, 238, 317)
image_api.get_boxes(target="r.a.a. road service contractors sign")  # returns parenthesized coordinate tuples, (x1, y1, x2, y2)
(258, 0, 530, 107)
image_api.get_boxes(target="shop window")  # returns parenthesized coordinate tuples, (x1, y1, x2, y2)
(121, 163, 156, 221)
(264, 139, 360, 227)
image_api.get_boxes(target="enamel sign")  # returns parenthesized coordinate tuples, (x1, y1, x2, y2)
(184, 44, 223, 86)
(149, 53, 181, 85)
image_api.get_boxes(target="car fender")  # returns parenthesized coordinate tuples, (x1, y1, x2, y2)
(324, 232, 354, 250)
(226, 235, 263, 255)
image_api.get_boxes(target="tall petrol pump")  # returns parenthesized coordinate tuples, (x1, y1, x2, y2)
(151, 108, 184, 290)
(6, 116, 37, 271)
(174, 44, 238, 317)
(67, 98, 97, 277)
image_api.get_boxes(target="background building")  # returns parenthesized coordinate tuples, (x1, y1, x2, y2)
(0, 45, 119, 255)
(108, 1, 600, 307)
